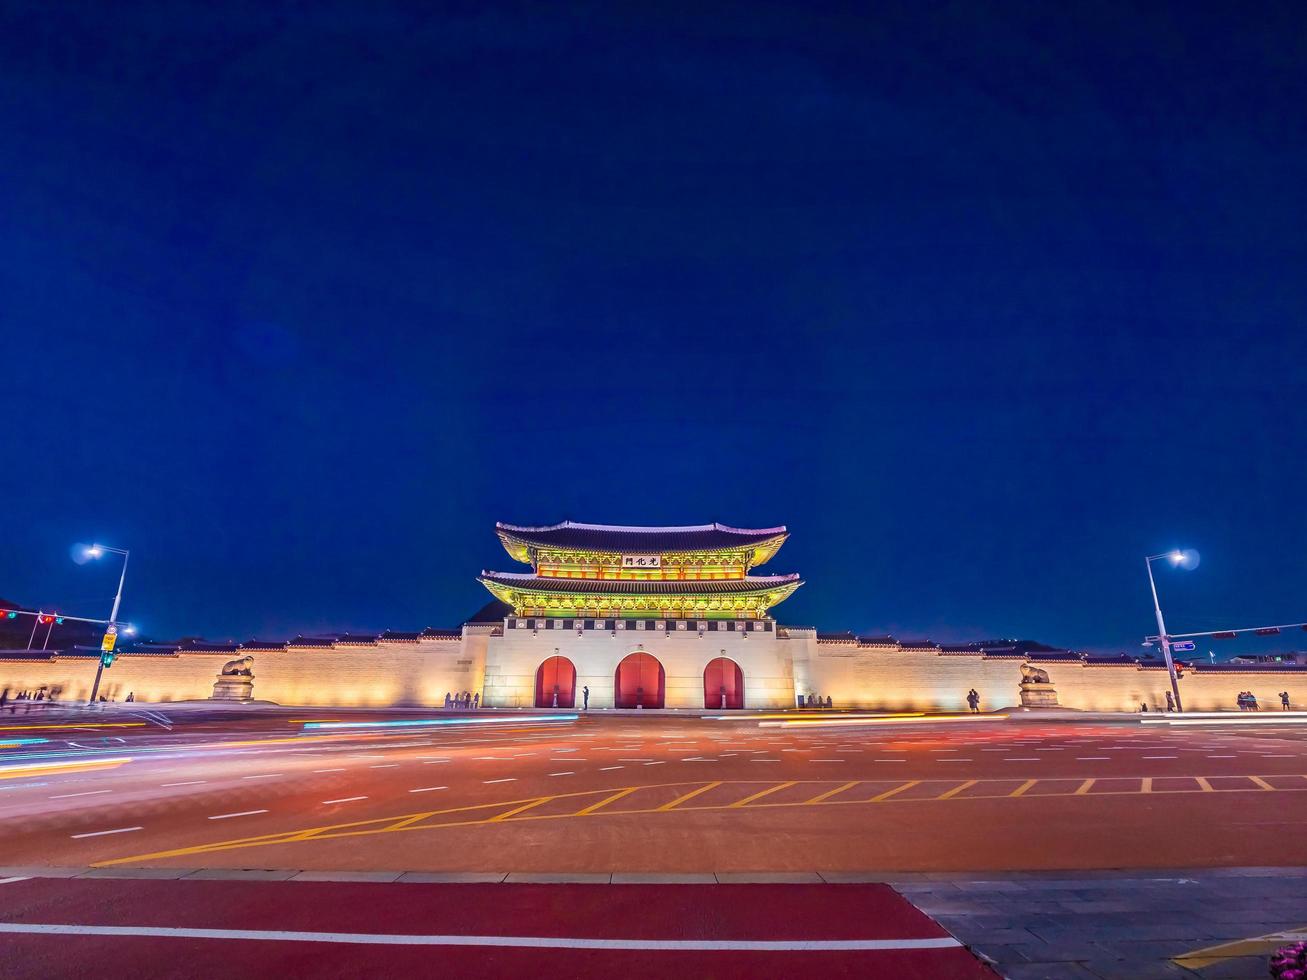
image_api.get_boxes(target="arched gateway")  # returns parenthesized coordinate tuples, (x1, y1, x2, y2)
(704, 655, 744, 709)
(614, 651, 665, 709)
(535, 654, 576, 708)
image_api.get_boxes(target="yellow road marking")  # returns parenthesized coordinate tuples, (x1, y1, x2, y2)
(729, 781, 797, 808)
(803, 781, 861, 804)
(576, 787, 639, 815)
(658, 781, 722, 811)
(488, 798, 551, 822)
(1249, 775, 1274, 790)
(1141, 777, 1152, 793)
(93, 774, 1307, 868)
(1195, 776, 1213, 792)
(1174, 926, 1307, 968)
(1009, 779, 1038, 797)
(870, 780, 919, 802)
(936, 780, 977, 800)
(1074, 779, 1095, 795)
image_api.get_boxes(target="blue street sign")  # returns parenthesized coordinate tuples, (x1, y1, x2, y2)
(1171, 640, 1196, 652)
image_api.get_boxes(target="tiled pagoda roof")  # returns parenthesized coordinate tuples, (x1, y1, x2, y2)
(495, 521, 788, 565)
(478, 571, 801, 597)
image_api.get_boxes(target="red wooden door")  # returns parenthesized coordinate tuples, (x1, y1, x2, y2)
(703, 656, 744, 709)
(535, 656, 577, 708)
(614, 652, 665, 708)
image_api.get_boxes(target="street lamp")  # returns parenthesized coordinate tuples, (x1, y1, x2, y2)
(82, 543, 130, 703)
(1145, 550, 1194, 713)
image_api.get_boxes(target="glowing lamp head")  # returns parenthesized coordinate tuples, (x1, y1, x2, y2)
(1169, 551, 1184, 563)
(123, 625, 137, 636)
(86, 546, 103, 559)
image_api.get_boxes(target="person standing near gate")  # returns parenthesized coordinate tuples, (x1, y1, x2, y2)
(582, 685, 590, 711)
(1281, 690, 1291, 710)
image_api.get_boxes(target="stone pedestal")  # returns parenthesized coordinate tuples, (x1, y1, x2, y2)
(211, 676, 255, 702)
(1019, 681, 1059, 708)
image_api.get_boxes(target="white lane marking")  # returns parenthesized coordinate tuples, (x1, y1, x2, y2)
(313, 768, 347, 773)
(937, 759, 972, 763)
(322, 797, 368, 805)
(810, 759, 844, 763)
(161, 781, 207, 787)
(549, 772, 574, 777)
(599, 766, 623, 771)
(874, 760, 906, 763)
(750, 759, 780, 763)
(422, 760, 450, 765)
(550, 758, 586, 762)
(1208, 755, 1236, 758)
(0, 876, 32, 885)
(369, 765, 399, 769)
(0, 922, 962, 951)
(644, 761, 665, 766)
(1004, 758, 1040, 762)
(241, 774, 282, 780)
(208, 810, 269, 820)
(553, 748, 578, 753)
(1143, 756, 1178, 760)
(49, 790, 113, 799)
(408, 787, 447, 793)
(617, 759, 651, 762)
(71, 827, 142, 839)
(1075, 757, 1110, 761)
(484, 778, 516, 784)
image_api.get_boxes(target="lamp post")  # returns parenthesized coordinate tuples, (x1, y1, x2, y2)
(1145, 550, 1188, 713)
(83, 544, 130, 704)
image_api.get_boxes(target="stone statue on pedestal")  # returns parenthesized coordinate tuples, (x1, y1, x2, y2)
(211, 655, 255, 701)
(1018, 663, 1059, 708)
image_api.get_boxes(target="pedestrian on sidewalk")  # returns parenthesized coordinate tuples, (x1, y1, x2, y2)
(473, 692, 480, 709)
(1281, 691, 1291, 710)
(966, 688, 980, 713)
(1165, 691, 1175, 712)
(582, 685, 590, 711)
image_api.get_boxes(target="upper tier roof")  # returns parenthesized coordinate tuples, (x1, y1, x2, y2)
(495, 521, 788, 566)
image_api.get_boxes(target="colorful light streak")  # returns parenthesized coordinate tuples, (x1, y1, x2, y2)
(760, 714, 1009, 729)
(0, 738, 50, 748)
(1143, 713, 1307, 726)
(0, 756, 132, 779)
(703, 712, 925, 722)
(301, 715, 578, 731)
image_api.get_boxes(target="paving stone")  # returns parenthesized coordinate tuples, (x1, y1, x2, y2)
(80, 867, 195, 880)
(1003, 962, 1103, 979)
(610, 873, 717, 884)
(0, 866, 85, 878)
(182, 868, 299, 881)
(713, 872, 824, 883)
(504, 872, 612, 883)
(290, 870, 403, 883)
(1080, 958, 1200, 979)
(395, 872, 508, 883)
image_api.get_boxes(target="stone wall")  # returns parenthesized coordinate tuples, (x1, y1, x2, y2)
(0, 637, 475, 707)
(798, 639, 1027, 711)
(482, 621, 794, 709)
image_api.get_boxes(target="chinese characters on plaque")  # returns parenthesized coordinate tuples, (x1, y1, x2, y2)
(621, 555, 661, 568)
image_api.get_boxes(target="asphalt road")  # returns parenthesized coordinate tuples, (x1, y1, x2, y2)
(2, 707, 1307, 873)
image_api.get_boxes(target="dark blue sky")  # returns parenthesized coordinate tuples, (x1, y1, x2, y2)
(3, 2, 1306, 652)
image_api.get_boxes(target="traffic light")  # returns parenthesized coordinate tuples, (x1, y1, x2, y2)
(2, 611, 15, 619)
(38, 615, 54, 625)
(54, 617, 64, 625)
(101, 652, 115, 668)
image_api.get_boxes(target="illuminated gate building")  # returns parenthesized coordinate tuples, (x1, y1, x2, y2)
(475, 522, 804, 709)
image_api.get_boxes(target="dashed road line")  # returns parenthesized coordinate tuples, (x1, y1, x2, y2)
(72, 826, 142, 839)
(409, 786, 447, 793)
(49, 790, 112, 799)
(209, 810, 269, 820)
(322, 797, 368, 805)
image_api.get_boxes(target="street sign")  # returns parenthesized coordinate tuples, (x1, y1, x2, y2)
(101, 625, 117, 652)
(1171, 640, 1196, 652)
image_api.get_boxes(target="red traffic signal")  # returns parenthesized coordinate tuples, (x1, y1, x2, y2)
(38, 615, 54, 624)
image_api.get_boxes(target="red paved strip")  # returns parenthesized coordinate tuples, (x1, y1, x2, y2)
(0, 880, 994, 979)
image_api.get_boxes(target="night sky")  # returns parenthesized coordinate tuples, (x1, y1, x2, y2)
(4, 2, 1306, 653)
